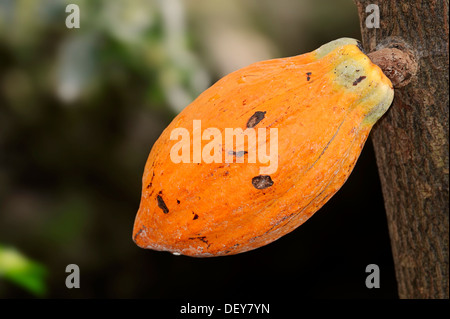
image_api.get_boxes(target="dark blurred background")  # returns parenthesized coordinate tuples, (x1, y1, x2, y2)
(0, 0, 397, 298)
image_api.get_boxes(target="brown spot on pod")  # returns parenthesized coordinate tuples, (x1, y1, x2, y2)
(252, 175, 274, 189)
(247, 111, 266, 128)
(157, 193, 169, 214)
(353, 76, 366, 86)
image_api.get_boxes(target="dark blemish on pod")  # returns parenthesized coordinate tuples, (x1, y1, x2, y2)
(242, 99, 247, 105)
(157, 192, 169, 214)
(193, 213, 199, 220)
(306, 72, 312, 81)
(247, 111, 266, 128)
(353, 76, 367, 86)
(252, 175, 274, 189)
(177, 199, 180, 204)
(228, 150, 248, 157)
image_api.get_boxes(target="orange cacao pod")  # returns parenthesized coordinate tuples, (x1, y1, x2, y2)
(133, 38, 394, 257)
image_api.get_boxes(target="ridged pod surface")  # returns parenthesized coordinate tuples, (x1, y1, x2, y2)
(133, 38, 394, 257)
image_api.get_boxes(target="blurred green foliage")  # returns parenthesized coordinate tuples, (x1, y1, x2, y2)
(0, 244, 47, 296)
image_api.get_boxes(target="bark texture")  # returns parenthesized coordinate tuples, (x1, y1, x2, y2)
(355, 0, 449, 298)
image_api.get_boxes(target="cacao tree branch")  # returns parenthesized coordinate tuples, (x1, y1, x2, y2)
(354, 0, 449, 298)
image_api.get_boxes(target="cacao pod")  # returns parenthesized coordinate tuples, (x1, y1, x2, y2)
(132, 38, 394, 257)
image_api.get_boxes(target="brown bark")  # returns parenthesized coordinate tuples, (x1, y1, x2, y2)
(354, 0, 449, 298)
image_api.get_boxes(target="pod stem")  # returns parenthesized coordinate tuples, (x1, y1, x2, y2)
(367, 44, 418, 88)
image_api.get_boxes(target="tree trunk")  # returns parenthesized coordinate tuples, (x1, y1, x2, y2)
(354, 0, 449, 298)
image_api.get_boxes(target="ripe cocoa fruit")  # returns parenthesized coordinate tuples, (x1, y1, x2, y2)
(133, 38, 394, 257)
